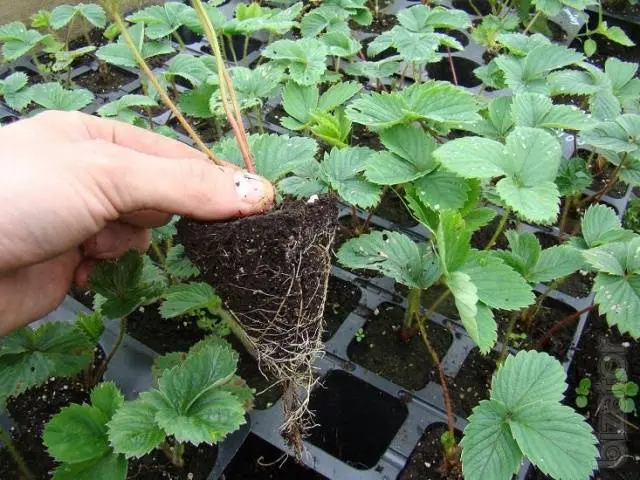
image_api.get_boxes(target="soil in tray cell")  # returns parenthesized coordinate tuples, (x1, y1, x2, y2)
(223, 434, 327, 479)
(306, 370, 409, 470)
(347, 303, 454, 391)
(527, 312, 640, 479)
(399, 423, 463, 480)
(534, 231, 595, 299)
(452, 0, 493, 15)
(572, 13, 640, 66)
(126, 306, 283, 410)
(470, 212, 517, 250)
(426, 56, 482, 88)
(201, 36, 262, 61)
(374, 190, 419, 228)
(128, 443, 218, 480)
(322, 276, 362, 342)
(73, 65, 137, 94)
(589, 162, 630, 200)
(603, 0, 640, 18)
(450, 349, 499, 417)
(554, 195, 619, 235)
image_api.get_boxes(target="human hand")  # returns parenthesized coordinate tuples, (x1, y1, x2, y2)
(0, 110, 274, 335)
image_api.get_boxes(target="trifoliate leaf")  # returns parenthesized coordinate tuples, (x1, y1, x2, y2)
(107, 391, 165, 458)
(262, 38, 327, 86)
(51, 4, 106, 30)
(364, 124, 437, 185)
(0, 22, 45, 60)
(281, 80, 318, 126)
(126, 3, 190, 39)
(96, 24, 174, 68)
(160, 282, 222, 319)
(337, 230, 441, 289)
(580, 114, 640, 153)
(214, 133, 317, 183)
(29, 83, 94, 111)
(511, 92, 595, 130)
(461, 400, 523, 480)
(300, 5, 349, 37)
(459, 251, 534, 310)
(580, 204, 631, 249)
(466, 95, 514, 140)
(555, 157, 593, 197)
(0, 71, 31, 111)
(0, 322, 94, 400)
(320, 146, 382, 208)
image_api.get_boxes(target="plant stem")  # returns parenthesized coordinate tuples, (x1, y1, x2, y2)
(255, 104, 264, 134)
(242, 35, 249, 59)
(558, 195, 574, 235)
(467, 0, 484, 16)
(103, 2, 224, 166)
(525, 278, 565, 329)
(334, 56, 341, 73)
(64, 15, 78, 51)
(416, 316, 456, 441)
(426, 288, 452, 321)
(192, 0, 256, 173)
(524, 11, 542, 34)
(403, 288, 422, 332)
(484, 207, 511, 250)
(219, 309, 259, 360)
(172, 31, 186, 50)
(226, 35, 239, 64)
(151, 240, 166, 266)
(534, 304, 594, 349)
(581, 152, 628, 207)
(0, 426, 34, 480)
(160, 440, 185, 467)
(93, 317, 127, 384)
(498, 311, 519, 364)
(446, 47, 458, 86)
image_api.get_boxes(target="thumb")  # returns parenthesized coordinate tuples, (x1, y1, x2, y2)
(92, 140, 275, 220)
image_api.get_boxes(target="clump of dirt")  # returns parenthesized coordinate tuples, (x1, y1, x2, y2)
(178, 197, 338, 451)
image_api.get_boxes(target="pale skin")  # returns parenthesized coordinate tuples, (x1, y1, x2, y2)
(0, 110, 274, 335)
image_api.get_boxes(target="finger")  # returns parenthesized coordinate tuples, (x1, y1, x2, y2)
(82, 222, 151, 259)
(74, 259, 96, 289)
(92, 141, 275, 221)
(0, 250, 81, 335)
(119, 210, 171, 228)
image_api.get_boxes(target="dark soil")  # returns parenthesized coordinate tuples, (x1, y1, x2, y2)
(351, 122, 383, 150)
(603, 0, 640, 19)
(437, 30, 469, 50)
(307, 370, 408, 469)
(126, 306, 282, 410)
(74, 66, 137, 94)
(147, 53, 176, 69)
(265, 104, 288, 128)
(496, 296, 578, 361)
(554, 195, 619, 235)
(470, 212, 517, 250)
(360, 36, 399, 62)
(553, 94, 588, 108)
(200, 37, 262, 61)
(426, 56, 482, 88)
(452, 0, 492, 15)
(128, 442, 217, 480)
(0, 427, 55, 480)
(348, 303, 454, 391)
(166, 115, 233, 143)
(590, 163, 629, 199)
(399, 423, 463, 480)
(534, 232, 595, 298)
(572, 13, 640, 66)
(374, 190, 418, 228)
(68, 28, 109, 51)
(322, 276, 362, 342)
(223, 434, 327, 479)
(450, 349, 499, 417)
(354, 11, 398, 35)
(394, 284, 459, 320)
(527, 312, 640, 479)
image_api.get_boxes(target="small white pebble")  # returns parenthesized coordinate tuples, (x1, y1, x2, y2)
(49, 377, 55, 382)
(41, 395, 47, 401)
(622, 341, 631, 348)
(373, 308, 379, 316)
(424, 462, 431, 468)
(63, 385, 68, 390)
(307, 194, 319, 204)
(138, 306, 145, 313)
(187, 473, 194, 480)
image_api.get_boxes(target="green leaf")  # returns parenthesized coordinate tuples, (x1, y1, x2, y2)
(0, 322, 94, 400)
(364, 125, 437, 185)
(580, 114, 640, 153)
(555, 157, 593, 197)
(98, 94, 157, 124)
(44, 405, 110, 463)
(89, 250, 146, 318)
(467, 96, 514, 140)
(437, 210, 471, 274)
(0, 22, 44, 60)
(322, 31, 360, 58)
(91, 382, 124, 419)
(96, 24, 174, 68)
(164, 54, 214, 87)
(107, 391, 165, 458)
(600, 24, 635, 47)
(510, 403, 598, 480)
(619, 397, 636, 413)
(321, 146, 382, 208)
(511, 92, 595, 130)
(346, 91, 411, 129)
(282, 80, 317, 125)
(459, 251, 534, 310)
(317, 81, 361, 112)
(529, 245, 584, 284)
(51, 452, 127, 480)
(214, 133, 318, 183)
(434, 136, 506, 179)
(151, 338, 247, 444)
(178, 81, 217, 118)
(126, 3, 190, 39)
(592, 272, 640, 337)
(0, 72, 31, 111)
(336, 230, 441, 289)
(75, 311, 105, 345)
(262, 38, 327, 86)
(413, 170, 471, 212)
(160, 282, 222, 319)
(582, 204, 624, 248)
(584, 38, 596, 57)
(343, 58, 400, 79)
(626, 382, 639, 397)
(51, 4, 106, 30)
(29, 83, 94, 111)
(461, 400, 523, 480)
(576, 396, 588, 408)
(165, 244, 199, 281)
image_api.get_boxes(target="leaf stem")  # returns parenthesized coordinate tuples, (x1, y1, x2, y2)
(172, 30, 186, 50)
(93, 316, 127, 383)
(558, 195, 574, 235)
(255, 104, 264, 134)
(446, 47, 458, 86)
(0, 426, 34, 480)
(192, 0, 256, 173)
(534, 304, 594, 349)
(102, 2, 224, 166)
(484, 207, 511, 250)
(523, 11, 541, 34)
(581, 152, 628, 207)
(242, 35, 249, 59)
(403, 288, 422, 333)
(498, 311, 519, 364)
